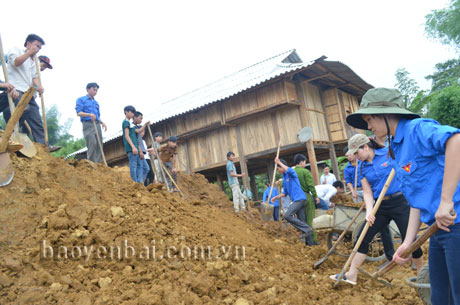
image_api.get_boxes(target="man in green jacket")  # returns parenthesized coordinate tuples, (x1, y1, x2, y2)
(294, 154, 320, 245)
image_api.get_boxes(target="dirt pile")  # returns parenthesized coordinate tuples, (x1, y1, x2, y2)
(0, 145, 425, 304)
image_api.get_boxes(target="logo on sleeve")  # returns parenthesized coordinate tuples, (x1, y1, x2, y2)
(381, 162, 388, 167)
(402, 162, 412, 173)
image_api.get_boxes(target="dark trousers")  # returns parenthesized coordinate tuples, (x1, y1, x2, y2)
(144, 159, 155, 186)
(356, 221, 395, 261)
(284, 200, 311, 234)
(357, 194, 423, 259)
(1, 91, 45, 145)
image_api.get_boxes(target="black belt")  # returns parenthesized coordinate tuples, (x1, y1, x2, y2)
(382, 192, 403, 201)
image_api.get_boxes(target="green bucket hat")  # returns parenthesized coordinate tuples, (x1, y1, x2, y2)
(346, 134, 370, 155)
(346, 88, 420, 130)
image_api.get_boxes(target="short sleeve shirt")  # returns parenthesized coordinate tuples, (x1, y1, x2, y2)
(390, 118, 460, 225)
(361, 147, 401, 200)
(320, 173, 337, 185)
(226, 160, 239, 186)
(122, 119, 138, 153)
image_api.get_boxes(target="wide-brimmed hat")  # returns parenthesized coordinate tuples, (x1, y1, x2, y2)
(346, 88, 420, 130)
(346, 134, 370, 155)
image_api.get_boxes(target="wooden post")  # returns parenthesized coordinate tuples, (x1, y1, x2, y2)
(249, 173, 258, 201)
(319, 91, 341, 180)
(306, 139, 320, 185)
(216, 174, 223, 191)
(234, 125, 250, 195)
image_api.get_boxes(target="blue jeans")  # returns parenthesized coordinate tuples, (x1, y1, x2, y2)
(429, 222, 460, 305)
(141, 158, 150, 182)
(317, 198, 330, 210)
(127, 152, 143, 183)
(273, 206, 279, 221)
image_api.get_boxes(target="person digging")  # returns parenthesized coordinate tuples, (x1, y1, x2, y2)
(271, 157, 315, 246)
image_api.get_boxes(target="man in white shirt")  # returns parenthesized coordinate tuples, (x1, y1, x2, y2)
(315, 181, 344, 210)
(319, 165, 337, 185)
(1, 34, 46, 145)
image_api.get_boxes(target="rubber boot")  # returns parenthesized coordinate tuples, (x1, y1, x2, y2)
(305, 230, 315, 246)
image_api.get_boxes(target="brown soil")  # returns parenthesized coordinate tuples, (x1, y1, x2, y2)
(0, 145, 424, 304)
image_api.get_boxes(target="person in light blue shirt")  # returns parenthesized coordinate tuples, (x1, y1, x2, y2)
(271, 158, 314, 246)
(226, 151, 246, 213)
(262, 181, 280, 221)
(346, 87, 460, 304)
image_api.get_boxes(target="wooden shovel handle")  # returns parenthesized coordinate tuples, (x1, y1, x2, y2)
(34, 56, 48, 146)
(0, 87, 36, 152)
(377, 209, 457, 277)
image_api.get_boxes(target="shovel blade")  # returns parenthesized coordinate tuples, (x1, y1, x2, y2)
(11, 132, 37, 158)
(0, 152, 14, 187)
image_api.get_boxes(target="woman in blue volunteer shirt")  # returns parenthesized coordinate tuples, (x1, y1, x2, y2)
(330, 134, 423, 285)
(346, 87, 460, 305)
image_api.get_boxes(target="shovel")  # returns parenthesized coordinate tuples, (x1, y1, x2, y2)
(0, 34, 37, 158)
(146, 126, 170, 192)
(92, 120, 108, 166)
(0, 87, 36, 186)
(333, 169, 395, 288)
(263, 137, 281, 221)
(33, 56, 48, 147)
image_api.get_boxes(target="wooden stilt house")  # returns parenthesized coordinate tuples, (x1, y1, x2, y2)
(69, 50, 371, 198)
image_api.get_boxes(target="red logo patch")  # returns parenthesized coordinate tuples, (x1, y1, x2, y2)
(381, 162, 388, 167)
(402, 162, 412, 173)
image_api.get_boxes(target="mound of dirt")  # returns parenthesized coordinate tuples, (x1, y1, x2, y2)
(0, 145, 425, 304)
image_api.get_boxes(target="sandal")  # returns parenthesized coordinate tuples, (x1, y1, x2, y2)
(329, 274, 357, 286)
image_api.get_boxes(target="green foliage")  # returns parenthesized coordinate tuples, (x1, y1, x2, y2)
(0, 116, 5, 129)
(51, 138, 86, 159)
(45, 105, 86, 158)
(46, 105, 74, 146)
(395, 68, 420, 108)
(425, 58, 460, 92)
(427, 85, 460, 128)
(425, 0, 460, 50)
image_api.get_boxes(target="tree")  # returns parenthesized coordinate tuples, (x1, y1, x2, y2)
(425, 58, 460, 92)
(425, 0, 460, 50)
(46, 105, 73, 146)
(427, 85, 460, 128)
(395, 68, 421, 109)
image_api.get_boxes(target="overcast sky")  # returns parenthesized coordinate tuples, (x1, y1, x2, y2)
(1, 0, 457, 140)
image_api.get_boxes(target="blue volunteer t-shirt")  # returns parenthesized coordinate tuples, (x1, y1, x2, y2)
(390, 118, 460, 225)
(282, 167, 307, 202)
(263, 186, 280, 207)
(75, 95, 100, 122)
(360, 147, 401, 200)
(226, 160, 238, 187)
(344, 160, 363, 188)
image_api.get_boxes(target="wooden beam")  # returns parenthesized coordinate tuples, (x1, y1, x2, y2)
(235, 125, 250, 194)
(304, 72, 332, 83)
(319, 90, 341, 181)
(226, 100, 301, 124)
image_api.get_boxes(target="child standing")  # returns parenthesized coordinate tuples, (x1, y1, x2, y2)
(122, 105, 142, 183)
